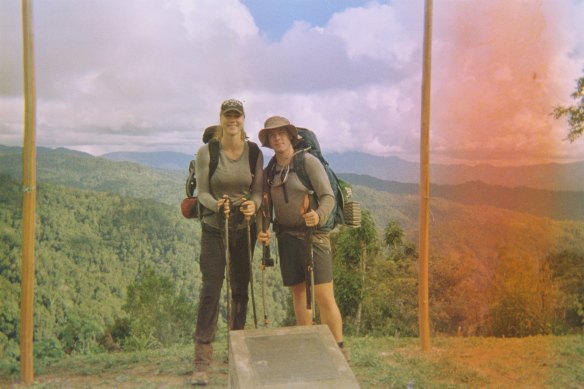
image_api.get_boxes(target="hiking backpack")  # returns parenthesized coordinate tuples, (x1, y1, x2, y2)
(181, 125, 260, 219)
(266, 127, 361, 230)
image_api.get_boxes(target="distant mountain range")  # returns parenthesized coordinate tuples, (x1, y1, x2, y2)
(3, 145, 584, 223)
(100, 149, 584, 221)
(103, 151, 194, 171)
(100, 150, 584, 191)
(339, 173, 584, 222)
(326, 152, 584, 191)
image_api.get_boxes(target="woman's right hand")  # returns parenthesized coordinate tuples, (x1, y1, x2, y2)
(217, 196, 230, 216)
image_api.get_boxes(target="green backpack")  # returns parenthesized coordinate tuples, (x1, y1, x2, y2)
(266, 127, 360, 230)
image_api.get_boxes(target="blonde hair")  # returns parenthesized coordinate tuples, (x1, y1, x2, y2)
(213, 124, 247, 141)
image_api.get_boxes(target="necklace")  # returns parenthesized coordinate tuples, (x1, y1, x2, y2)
(276, 151, 293, 167)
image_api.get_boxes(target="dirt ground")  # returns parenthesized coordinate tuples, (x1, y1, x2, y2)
(1, 363, 228, 388)
(1, 335, 583, 388)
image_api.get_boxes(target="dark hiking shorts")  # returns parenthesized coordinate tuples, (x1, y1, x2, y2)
(277, 232, 333, 287)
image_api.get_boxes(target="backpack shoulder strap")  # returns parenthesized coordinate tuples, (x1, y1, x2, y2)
(265, 155, 277, 184)
(247, 141, 260, 175)
(293, 150, 313, 191)
(209, 140, 259, 183)
(208, 140, 220, 180)
(185, 158, 197, 197)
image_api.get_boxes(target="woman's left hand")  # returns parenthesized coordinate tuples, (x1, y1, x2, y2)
(240, 199, 256, 217)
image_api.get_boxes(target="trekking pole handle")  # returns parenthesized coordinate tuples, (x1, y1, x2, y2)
(220, 195, 230, 219)
(301, 192, 318, 228)
(241, 201, 251, 222)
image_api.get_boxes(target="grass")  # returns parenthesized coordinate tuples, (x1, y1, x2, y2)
(1, 334, 583, 388)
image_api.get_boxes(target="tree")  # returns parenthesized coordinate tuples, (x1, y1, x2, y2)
(384, 219, 404, 251)
(366, 220, 418, 336)
(333, 216, 421, 336)
(553, 69, 584, 142)
(545, 250, 584, 332)
(487, 249, 558, 337)
(429, 253, 488, 335)
(332, 209, 381, 335)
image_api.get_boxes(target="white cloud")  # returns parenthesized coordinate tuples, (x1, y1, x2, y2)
(178, 0, 258, 41)
(327, 2, 421, 64)
(1, 0, 583, 165)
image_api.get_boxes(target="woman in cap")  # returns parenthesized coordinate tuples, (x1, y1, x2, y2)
(191, 99, 263, 385)
(257, 115, 348, 360)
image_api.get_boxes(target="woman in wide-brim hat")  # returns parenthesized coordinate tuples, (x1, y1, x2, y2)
(257, 115, 349, 361)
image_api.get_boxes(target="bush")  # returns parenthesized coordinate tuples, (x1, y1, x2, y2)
(35, 336, 65, 359)
(122, 266, 197, 349)
(58, 314, 104, 355)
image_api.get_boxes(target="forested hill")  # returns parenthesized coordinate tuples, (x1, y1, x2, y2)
(0, 173, 203, 355)
(3, 146, 584, 222)
(0, 145, 185, 205)
(340, 173, 584, 222)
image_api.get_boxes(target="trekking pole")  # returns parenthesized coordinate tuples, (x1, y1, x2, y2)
(260, 261, 268, 328)
(301, 193, 316, 325)
(222, 195, 231, 332)
(261, 193, 274, 327)
(242, 201, 258, 329)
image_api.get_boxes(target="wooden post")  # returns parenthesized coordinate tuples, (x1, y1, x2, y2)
(418, 0, 433, 352)
(20, 0, 37, 383)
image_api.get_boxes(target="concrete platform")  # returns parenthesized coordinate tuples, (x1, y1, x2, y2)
(228, 325, 360, 388)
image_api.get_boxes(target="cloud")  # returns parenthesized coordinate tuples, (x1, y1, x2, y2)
(1, 0, 583, 165)
(327, 2, 421, 64)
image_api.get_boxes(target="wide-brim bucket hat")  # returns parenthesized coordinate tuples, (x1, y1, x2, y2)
(258, 116, 299, 148)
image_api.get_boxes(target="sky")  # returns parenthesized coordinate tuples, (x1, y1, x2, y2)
(1, 0, 584, 166)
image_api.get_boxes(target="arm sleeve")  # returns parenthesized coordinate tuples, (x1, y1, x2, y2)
(250, 150, 264, 211)
(194, 144, 217, 212)
(304, 154, 335, 227)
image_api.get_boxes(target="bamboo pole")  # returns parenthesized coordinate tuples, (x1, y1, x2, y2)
(418, 0, 433, 352)
(20, 0, 37, 383)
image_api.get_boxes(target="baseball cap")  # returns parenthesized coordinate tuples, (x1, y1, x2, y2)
(220, 99, 244, 116)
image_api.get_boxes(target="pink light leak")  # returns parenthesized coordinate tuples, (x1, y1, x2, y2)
(432, 0, 562, 168)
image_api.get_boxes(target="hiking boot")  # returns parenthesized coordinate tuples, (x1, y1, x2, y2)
(191, 342, 213, 385)
(190, 371, 209, 386)
(194, 342, 213, 367)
